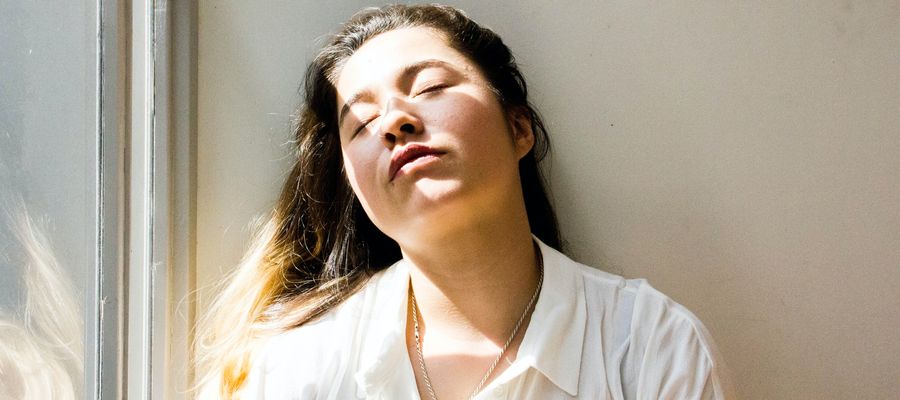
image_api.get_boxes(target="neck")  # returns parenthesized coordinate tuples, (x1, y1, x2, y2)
(400, 211, 540, 345)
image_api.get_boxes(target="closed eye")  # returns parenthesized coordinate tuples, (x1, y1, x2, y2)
(415, 83, 450, 97)
(353, 116, 377, 137)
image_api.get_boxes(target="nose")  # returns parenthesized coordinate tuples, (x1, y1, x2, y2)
(378, 97, 423, 149)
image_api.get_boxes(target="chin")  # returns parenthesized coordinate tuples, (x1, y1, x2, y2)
(407, 182, 489, 226)
(411, 178, 463, 200)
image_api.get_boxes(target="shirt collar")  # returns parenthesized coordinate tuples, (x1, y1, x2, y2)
(510, 237, 587, 396)
(354, 259, 416, 399)
(353, 238, 588, 397)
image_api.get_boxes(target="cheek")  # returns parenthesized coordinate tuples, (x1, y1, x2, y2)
(342, 144, 395, 231)
(445, 97, 515, 151)
(433, 94, 504, 134)
(341, 144, 382, 203)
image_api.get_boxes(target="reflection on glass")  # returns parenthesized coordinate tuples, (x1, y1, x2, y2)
(0, 199, 83, 399)
(0, 1, 97, 398)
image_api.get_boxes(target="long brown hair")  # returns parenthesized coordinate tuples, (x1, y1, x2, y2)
(196, 4, 561, 397)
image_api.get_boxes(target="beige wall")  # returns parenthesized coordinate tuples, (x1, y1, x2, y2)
(198, 2, 900, 398)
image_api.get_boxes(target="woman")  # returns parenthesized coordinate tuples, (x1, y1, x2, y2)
(198, 4, 732, 399)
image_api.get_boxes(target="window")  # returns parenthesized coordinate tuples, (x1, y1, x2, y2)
(0, 1, 196, 399)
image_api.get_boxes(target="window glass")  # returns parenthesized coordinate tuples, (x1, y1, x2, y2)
(0, 2, 98, 398)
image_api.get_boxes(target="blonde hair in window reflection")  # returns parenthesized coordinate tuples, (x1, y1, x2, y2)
(194, 5, 561, 398)
(0, 205, 83, 400)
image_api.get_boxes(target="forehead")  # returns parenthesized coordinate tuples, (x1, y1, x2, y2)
(335, 26, 474, 97)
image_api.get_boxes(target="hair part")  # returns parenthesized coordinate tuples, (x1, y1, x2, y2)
(195, 4, 561, 397)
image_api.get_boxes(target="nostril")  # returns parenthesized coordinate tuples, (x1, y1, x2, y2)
(400, 123, 415, 134)
(382, 131, 397, 145)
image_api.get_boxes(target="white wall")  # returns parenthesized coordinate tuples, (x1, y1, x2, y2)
(198, 2, 900, 398)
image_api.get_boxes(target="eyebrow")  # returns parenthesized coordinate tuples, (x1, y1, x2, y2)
(337, 59, 458, 127)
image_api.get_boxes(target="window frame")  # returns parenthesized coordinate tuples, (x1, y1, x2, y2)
(94, 0, 197, 398)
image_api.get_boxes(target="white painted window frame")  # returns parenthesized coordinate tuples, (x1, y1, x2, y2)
(98, 0, 196, 399)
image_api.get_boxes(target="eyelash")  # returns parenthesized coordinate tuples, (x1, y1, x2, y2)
(354, 116, 377, 136)
(416, 83, 448, 96)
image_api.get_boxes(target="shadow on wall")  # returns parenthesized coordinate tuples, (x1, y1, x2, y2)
(0, 196, 83, 399)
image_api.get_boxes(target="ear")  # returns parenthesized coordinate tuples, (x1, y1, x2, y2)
(507, 107, 535, 160)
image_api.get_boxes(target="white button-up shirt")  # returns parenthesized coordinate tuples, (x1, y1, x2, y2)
(238, 239, 733, 399)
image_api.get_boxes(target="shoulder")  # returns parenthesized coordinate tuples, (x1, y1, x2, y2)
(239, 264, 401, 398)
(557, 254, 733, 398)
(623, 279, 734, 398)
(566, 257, 720, 362)
(238, 302, 353, 397)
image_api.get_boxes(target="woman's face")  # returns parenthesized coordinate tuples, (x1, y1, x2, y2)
(335, 27, 533, 242)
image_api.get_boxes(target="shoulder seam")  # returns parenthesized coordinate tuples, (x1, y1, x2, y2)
(636, 282, 719, 367)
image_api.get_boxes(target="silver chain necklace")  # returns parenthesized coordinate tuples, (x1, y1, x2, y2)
(409, 246, 544, 400)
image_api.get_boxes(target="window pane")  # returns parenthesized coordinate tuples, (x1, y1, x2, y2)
(0, 2, 99, 399)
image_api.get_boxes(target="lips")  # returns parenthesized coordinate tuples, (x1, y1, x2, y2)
(389, 144, 444, 181)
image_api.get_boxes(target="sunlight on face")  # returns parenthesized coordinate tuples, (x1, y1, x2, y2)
(335, 27, 533, 243)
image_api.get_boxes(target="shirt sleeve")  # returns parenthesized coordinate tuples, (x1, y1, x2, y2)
(626, 283, 735, 400)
